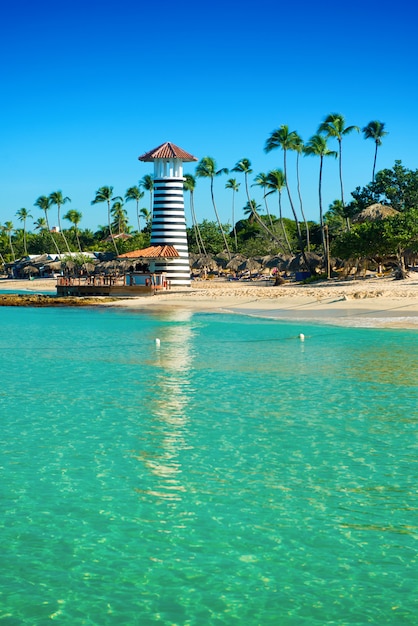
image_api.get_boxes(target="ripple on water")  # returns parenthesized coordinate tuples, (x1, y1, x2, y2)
(0, 308, 417, 624)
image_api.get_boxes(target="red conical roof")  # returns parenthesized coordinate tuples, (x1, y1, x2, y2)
(138, 142, 197, 162)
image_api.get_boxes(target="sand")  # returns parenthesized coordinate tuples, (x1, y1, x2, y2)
(2, 275, 418, 328)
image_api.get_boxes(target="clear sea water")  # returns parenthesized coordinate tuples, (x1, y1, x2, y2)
(1, 305, 417, 625)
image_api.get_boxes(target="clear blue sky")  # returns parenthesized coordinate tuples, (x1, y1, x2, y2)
(1, 0, 417, 233)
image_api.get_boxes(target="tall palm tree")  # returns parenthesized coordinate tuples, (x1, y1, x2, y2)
(265, 169, 292, 253)
(49, 191, 72, 254)
(139, 174, 154, 216)
(195, 156, 231, 259)
(16, 208, 32, 256)
(289, 133, 311, 251)
(34, 195, 61, 255)
(265, 126, 302, 235)
(64, 209, 83, 254)
(225, 178, 240, 250)
(91, 186, 122, 255)
(2, 221, 15, 261)
(125, 185, 144, 232)
(252, 172, 274, 229)
(265, 125, 314, 270)
(304, 134, 337, 259)
(318, 113, 359, 214)
(362, 120, 388, 181)
(184, 174, 206, 256)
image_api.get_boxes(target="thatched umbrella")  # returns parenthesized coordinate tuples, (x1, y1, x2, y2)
(288, 252, 322, 273)
(213, 253, 230, 269)
(191, 254, 218, 271)
(237, 258, 263, 275)
(353, 203, 399, 223)
(22, 265, 39, 276)
(45, 261, 62, 271)
(226, 254, 247, 272)
(264, 254, 292, 271)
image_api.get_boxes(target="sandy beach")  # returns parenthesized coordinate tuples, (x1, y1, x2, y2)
(2, 275, 418, 328)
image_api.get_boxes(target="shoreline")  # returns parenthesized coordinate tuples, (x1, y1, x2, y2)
(2, 276, 418, 329)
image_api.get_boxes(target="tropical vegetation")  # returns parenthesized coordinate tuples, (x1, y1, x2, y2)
(2, 113, 418, 278)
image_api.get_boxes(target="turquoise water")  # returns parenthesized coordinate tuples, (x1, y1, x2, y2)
(1, 306, 417, 625)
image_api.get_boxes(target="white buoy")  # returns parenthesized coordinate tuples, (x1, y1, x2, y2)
(155, 338, 161, 347)
(299, 333, 305, 342)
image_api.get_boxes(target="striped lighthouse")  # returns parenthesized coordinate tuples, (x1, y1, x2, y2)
(138, 142, 197, 287)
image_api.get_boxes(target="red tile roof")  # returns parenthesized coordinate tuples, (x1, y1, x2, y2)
(118, 245, 180, 259)
(138, 142, 198, 162)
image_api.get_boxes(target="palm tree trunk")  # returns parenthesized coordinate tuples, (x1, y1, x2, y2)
(210, 179, 231, 259)
(278, 194, 292, 254)
(23, 221, 28, 256)
(284, 150, 313, 271)
(136, 201, 141, 232)
(57, 205, 72, 254)
(296, 152, 310, 252)
(191, 192, 207, 256)
(338, 139, 346, 208)
(319, 156, 329, 270)
(372, 142, 378, 182)
(8, 234, 16, 261)
(44, 211, 61, 256)
(232, 192, 238, 251)
(263, 195, 275, 230)
(107, 200, 119, 255)
(251, 209, 287, 253)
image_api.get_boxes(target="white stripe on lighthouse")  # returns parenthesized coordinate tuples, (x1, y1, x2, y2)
(150, 178, 190, 286)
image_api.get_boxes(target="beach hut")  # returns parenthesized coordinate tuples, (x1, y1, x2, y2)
(353, 203, 399, 223)
(138, 142, 198, 287)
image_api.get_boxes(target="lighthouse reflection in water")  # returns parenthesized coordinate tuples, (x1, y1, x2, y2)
(136, 311, 195, 503)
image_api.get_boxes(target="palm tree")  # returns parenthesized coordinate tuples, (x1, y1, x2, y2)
(318, 113, 359, 214)
(265, 125, 313, 269)
(265, 169, 292, 253)
(34, 195, 61, 255)
(140, 208, 152, 230)
(16, 208, 32, 256)
(232, 158, 253, 202)
(139, 174, 154, 216)
(289, 133, 311, 251)
(252, 172, 274, 229)
(49, 191, 72, 253)
(184, 174, 206, 256)
(304, 134, 337, 261)
(125, 185, 144, 232)
(265, 126, 300, 229)
(111, 200, 129, 234)
(64, 209, 83, 253)
(91, 186, 122, 255)
(240, 197, 287, 253)
(225, 178, 240, 250)
(2, 221, 15, 261)
(362, 120, 388, 181)
(243, 199, 262, 223)
(34, 217, 47, 231)
(195, 156, 231, 259)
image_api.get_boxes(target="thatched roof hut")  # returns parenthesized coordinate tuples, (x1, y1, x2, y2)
(353, 203, 399, 223)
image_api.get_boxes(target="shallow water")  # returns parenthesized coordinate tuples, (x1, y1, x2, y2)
(1, 306, 417, 625)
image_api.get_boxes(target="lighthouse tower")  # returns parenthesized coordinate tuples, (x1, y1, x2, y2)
(138, 142, 197, 287)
